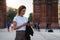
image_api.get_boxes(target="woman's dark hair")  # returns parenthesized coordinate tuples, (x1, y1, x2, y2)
(18, 5, 26, 15)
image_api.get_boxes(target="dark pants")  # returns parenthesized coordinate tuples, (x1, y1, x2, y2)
(15, 31, 25, 40)
(7, 26, 10, 32)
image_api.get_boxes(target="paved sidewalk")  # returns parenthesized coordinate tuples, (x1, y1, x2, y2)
(0, 28, 60, 40)
(31, 29, 60, 40)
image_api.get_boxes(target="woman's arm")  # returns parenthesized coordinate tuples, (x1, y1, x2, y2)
(12, 21, 17, 30)
(16, 22, 27, 29)
(13, 21, 28, 30)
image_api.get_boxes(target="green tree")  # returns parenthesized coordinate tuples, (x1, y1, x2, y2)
(28, 13, 32, 22)
(6, 10, 17, 23)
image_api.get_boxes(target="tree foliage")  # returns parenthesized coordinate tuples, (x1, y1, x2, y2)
(6, 10, 17, 23)
(28, 13, 32, 22)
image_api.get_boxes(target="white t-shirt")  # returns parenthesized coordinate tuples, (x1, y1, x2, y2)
(13, 16, 28, 31)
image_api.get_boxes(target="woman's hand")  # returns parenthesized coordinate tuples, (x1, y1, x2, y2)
(13, 21, 28, 30)
(13, 22, 28, 30)
(17, 22, 28, 29)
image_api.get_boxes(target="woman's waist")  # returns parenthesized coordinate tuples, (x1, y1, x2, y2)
(16, 30, 25, 32)
(16, 27, 26, 31)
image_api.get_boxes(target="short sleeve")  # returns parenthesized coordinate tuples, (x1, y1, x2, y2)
(13, 16, 17, 22)
(25, 17, 28, 22)
(26, 18, 28, 22)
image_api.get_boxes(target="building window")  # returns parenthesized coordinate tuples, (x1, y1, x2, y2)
(0, 8, 2, 12)
(0, 18, 1, 23)
(34, 0, 42, 4)
(0, 0, 3, 5)
(47, 0, 52, 4)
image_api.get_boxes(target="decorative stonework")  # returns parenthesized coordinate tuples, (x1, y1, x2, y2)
(33, 0, 58, 28)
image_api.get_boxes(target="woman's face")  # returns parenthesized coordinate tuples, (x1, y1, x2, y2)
(20, 8, 26, 16)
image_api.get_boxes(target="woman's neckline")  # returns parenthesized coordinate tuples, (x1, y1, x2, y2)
(18, 16, 23, 17)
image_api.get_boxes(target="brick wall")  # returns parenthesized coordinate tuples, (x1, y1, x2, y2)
(0, 0, 6, 28)
(33, 0, 58, 28)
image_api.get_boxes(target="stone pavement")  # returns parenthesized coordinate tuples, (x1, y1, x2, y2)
(31, 29, 60, 40)
(0, 28, 60, 40)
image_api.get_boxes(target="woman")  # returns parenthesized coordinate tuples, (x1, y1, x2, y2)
(12, 5, 28, 40)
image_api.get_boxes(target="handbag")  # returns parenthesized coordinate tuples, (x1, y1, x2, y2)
(25, 25, 34, 36)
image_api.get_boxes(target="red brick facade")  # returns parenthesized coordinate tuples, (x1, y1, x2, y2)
(0, 0, 6, 28)
(33, 0, 58, 28)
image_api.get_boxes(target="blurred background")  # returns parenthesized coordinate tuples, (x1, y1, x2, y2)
(0, 0, 60, 29)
